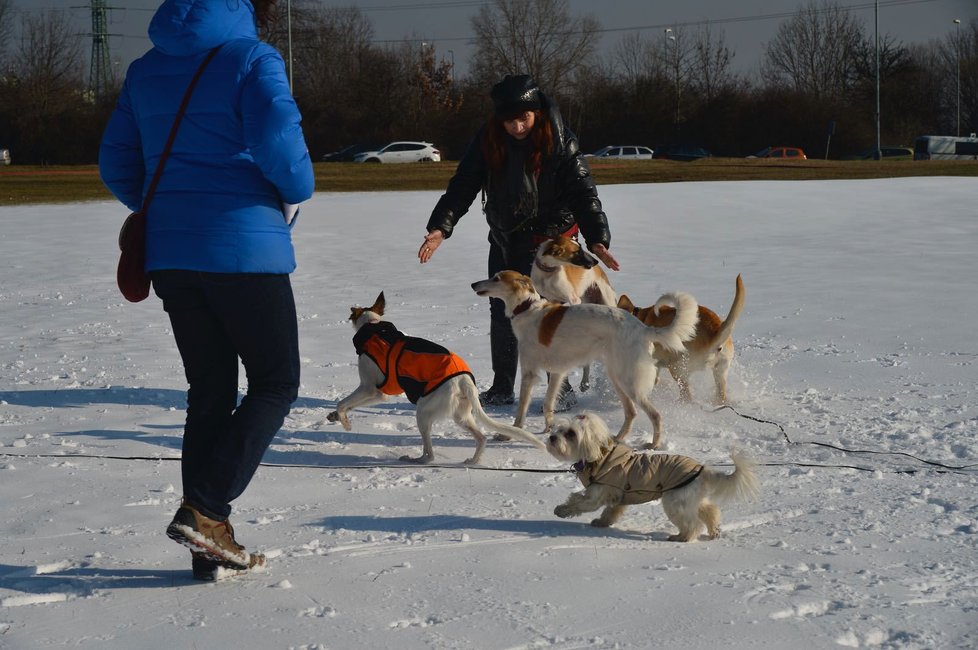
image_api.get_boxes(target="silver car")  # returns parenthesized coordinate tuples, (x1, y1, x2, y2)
(586, 145, 654, 160)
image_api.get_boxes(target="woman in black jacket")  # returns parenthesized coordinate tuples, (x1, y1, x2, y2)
(418, 74, 619, 407)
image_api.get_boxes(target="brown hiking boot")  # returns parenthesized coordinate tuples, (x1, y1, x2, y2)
(166, 502, 258, 571)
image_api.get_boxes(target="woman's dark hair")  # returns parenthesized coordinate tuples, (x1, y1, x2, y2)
(481, 110, 554, 175)
(252, 0, 279, 32)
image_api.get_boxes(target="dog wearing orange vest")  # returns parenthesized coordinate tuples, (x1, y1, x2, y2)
(327, 292, 544, 464)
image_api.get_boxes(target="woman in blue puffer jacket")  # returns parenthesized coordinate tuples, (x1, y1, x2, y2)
(99, 0, 314, 581)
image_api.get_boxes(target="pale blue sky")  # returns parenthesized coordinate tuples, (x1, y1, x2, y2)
(33, 0, 978, 78)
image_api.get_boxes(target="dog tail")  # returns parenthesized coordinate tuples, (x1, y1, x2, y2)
(461, 378, 546, 450)
(647, 291, 699, 353)
(702, 451, 760, 504)
(710, 274, 745, 349)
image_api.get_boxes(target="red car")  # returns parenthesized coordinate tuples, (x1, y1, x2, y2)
(748, 146, 807, 159)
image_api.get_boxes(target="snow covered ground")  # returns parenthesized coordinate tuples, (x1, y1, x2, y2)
(1, 177, 976, 649)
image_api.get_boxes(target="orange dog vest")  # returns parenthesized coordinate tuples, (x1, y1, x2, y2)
(353, 322, 473, 404)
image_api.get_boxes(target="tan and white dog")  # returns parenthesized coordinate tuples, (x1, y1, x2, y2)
(471, 271, 698, 449)
(546, 412, 759, 541)
(530, 236, 618, 391)
(530, 235, 617, 307)
(327, 292, 544, 464)
(618, 275, 745, 404)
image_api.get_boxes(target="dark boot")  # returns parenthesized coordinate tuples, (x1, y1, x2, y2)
(481, 319, 518, 406)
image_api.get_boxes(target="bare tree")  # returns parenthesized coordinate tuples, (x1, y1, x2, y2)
(690, 22, 737, 104)
(612, 32, 662, 86)
(761, 0, 865, 99)
(470, 0, 600, 96)
(0, 0, 13, 68)
(6, 10, 87, 163)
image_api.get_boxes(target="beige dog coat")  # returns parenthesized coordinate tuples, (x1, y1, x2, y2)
(574, 445, 704, 505)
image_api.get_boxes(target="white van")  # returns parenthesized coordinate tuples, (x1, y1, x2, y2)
(913, 135, 978, 160)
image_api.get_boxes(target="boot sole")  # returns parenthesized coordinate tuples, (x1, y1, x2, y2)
(166, 523, 251, 570)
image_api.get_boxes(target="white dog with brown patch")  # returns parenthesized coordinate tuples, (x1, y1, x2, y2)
(471, 271, 698, 449)
(327, 292, 544, 464)
(530, 235, 618, 391)
(547, 412, 759, 541)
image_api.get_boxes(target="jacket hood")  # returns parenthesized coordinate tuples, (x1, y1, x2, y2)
(149, 0, 258, 56)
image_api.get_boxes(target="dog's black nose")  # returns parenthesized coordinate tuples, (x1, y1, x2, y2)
(548, 434, 559, 444)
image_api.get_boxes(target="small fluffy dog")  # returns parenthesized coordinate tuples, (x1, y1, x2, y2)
(618, 274, 745, 404)
(327, 292, 544, 464)
(530, 236, 618, 391)
(546, 413, 759, 541)
(471, 271, 698, 448)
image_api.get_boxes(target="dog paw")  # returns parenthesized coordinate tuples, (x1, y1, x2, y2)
(590, 518, 612, 528)
(326, 410, 339, 422)
(492, 433, 512, 442)
(554, 505, 574, 518)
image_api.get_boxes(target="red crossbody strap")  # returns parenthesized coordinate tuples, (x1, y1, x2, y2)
(140, 45, 222, 212)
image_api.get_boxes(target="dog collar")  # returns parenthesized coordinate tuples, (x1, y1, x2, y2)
(534, 257, 558, 274)
(512, 298, 534, 316)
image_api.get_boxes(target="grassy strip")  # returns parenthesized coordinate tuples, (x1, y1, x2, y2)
(1, 159, 975, 205)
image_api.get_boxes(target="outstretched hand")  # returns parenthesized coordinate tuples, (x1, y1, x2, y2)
(418, 230, 444, 264)
(588, 243, 620, 271)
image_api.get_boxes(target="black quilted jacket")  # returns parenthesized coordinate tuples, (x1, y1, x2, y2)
(426, 96, 611, 250)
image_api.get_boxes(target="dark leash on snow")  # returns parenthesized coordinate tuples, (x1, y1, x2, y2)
(711, 404, 978, 474)
(0, 451, 570, 473)
(3, 407, 975, 476)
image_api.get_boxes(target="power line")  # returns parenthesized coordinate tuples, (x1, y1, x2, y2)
(366, 0, 940, 46)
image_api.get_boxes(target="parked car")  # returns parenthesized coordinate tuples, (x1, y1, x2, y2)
(843, 146, 914, 160)
(0, 148, 10, 165)
(652, 144, 711, 162)
(321, 143, 381, 162)
(747, 146, 807, 159)
(353, 141, 441, 163)
(586, 145, 654, 160)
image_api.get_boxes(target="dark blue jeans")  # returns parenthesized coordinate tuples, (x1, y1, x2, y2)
(151, 270, 300, 520)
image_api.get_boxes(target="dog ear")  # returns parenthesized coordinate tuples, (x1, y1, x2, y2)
(617, 294, 634, 310)
(370, 291, 385, 316)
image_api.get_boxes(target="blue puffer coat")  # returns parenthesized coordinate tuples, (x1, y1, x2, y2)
(99, 0, 315, 274)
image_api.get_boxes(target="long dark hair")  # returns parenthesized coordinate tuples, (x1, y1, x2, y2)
(252, 0, 279, 32)
(481, 110, 554, 175)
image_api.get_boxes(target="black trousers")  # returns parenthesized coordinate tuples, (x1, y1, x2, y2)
(151, 270, 300, 519)
(485, 232, 535, 394)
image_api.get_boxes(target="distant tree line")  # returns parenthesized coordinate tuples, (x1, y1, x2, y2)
(0, 0, 975, 164)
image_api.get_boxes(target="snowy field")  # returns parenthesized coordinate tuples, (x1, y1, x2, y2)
(1, 177, 977, 649)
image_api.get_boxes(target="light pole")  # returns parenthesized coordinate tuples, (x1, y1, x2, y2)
(954, 19, 961, 136)
(287, 0, 294, 92)
(665, 28, 680, 129)
(874, 0, 880, 160)
(447, 49, 455, 86)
